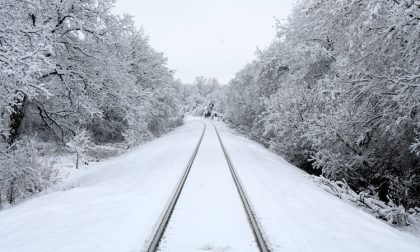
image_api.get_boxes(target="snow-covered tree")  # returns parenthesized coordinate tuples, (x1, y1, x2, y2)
(225, 0, 420, 207)
(0, 0, 183, 206)
(180, 76, 226, 117)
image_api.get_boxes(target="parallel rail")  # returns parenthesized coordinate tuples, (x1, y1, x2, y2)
(146, 122, 206, 252)
(145, 122, 270, 252)
(213, 123, 271, 252)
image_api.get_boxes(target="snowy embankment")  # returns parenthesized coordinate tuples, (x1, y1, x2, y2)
(0, 119, 204, 252)
(0, 119, 419, 252)
(215, 121, 420, 252)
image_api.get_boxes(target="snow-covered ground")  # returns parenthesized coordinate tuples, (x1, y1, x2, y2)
(158, 120, 258, 252)
(215, 121, 420, 252)
(0, 118, 419, 252)
(0, 119, 204, 252)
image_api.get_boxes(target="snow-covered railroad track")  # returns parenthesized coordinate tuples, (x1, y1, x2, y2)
(213, 123, 271, 252)
(146, 122, 207, 252)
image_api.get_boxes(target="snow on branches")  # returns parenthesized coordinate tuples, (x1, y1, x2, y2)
(225, 0, 420, 212)
(0, 0, 182, 207)
(311, 175, 420, 231)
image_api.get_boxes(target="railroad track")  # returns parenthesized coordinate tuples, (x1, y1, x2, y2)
(145, 120, 270, 252)
(145, 121, 206, 252)
(213, 123, 271, 252)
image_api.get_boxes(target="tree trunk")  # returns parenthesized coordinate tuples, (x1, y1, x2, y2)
(8, 94, 28, 145)
(7, 178, 16, 204)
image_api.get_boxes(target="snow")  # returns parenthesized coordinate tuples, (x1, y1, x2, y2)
(214, 121, 420, 252)
(158, 120, 258, 252)
(0, 118, 420, 252)
(0, 119, 204, 252)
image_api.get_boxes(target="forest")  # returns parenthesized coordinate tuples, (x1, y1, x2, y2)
(224, 0, 420, 211)
(0, 0, 182, 206)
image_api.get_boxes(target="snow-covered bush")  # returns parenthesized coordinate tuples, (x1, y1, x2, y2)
(66, 130, 90, 169)
(0, 140, 58, 207)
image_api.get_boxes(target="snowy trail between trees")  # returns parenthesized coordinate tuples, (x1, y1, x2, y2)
(0, 118, 420, 252)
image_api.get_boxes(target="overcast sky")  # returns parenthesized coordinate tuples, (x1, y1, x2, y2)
(113, 0, 296, 84)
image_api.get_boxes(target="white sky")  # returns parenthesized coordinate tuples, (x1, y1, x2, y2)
(113, 0, 296, 84)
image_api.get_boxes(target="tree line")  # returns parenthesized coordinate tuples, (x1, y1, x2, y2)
(0, 0, 182, 206)
(224, 0, 420, 208)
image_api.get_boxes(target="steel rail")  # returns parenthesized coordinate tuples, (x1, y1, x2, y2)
(213, 123, 271, 252)
(145, 122, 206, 252)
